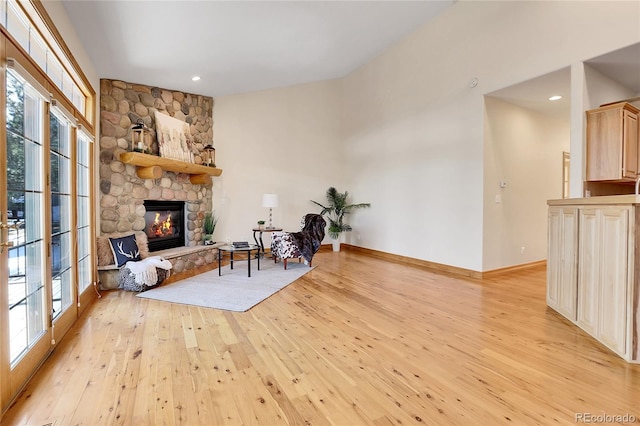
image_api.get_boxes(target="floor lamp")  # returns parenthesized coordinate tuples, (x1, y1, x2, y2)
(262, 193, 279, 229)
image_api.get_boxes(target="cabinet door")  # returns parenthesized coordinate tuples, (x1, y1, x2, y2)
(586, 103, 640, 181)
(558, 208, 578, 319)
(586, 107, 623, 181)
(547, 208, 562, 310)
(547, 207, 578, 319)
(598, 207, 629, 355)
(577, 209, 600, 335)
(623, 109, 639, 179)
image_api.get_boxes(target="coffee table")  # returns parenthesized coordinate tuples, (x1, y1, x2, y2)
(218, 244, 260, 277)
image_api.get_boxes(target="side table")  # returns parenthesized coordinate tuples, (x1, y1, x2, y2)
(252, 227, 283, 257)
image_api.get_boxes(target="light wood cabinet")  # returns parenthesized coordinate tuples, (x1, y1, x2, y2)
(597, 207, 629, 354)
(547, 206, 578, 320)
(576, 208, 599, 335)
(586, 102, 640, 182)
(547, 196, 639, 363)
(576, 207, 629, 356)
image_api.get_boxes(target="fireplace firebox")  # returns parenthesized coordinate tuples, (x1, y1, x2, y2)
(143, 200, 185, 251)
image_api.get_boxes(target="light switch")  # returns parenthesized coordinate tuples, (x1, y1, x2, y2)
(495, 194, 501, 203)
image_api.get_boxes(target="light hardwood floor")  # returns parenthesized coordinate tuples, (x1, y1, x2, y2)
(3, 249, 640, 425)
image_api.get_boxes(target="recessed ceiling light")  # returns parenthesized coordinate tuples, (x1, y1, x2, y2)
(549, 95, 562, 101)
(192, 76, 201, 81)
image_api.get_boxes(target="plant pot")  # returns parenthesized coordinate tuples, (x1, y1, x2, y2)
(331, 238, 341, 252)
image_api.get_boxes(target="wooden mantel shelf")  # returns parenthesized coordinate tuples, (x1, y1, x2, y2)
(120, 152, 222, 184)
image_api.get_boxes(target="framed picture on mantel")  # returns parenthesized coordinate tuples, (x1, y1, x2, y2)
(154, 111, 194, 163)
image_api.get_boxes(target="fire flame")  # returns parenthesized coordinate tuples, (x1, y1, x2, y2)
(151, 212, 173, 237)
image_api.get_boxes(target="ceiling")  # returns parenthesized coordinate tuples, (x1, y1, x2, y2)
(487, 67, 572, 120)
(61, 0, 454, 97)
(61, 1, 639, 111)
(488, 43, 640, 120)
(586, 42, 640, 93)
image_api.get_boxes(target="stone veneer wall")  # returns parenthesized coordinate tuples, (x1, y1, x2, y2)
(99, 79, 215, 252)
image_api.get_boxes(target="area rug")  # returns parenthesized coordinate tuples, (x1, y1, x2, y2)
(136, 260, 314, 312)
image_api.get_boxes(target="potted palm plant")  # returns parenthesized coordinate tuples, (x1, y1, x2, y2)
(311, 187, 370, 252)
(203, 211, 218, 245)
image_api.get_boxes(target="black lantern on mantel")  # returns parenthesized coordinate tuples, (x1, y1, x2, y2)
(131, 119, 151, 153)
(203, 144, 216, 167)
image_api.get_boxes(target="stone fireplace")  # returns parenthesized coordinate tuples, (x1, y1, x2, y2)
(98, 79, 220, 279)
(99, 79, 214, 246)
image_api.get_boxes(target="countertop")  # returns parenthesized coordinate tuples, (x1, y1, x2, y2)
(548, 194, 640, 206)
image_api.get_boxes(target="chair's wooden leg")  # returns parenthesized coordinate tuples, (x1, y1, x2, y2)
(299, 258, 302, 263)
(309, 260, 312, 267)
(284, 259, 288, 270)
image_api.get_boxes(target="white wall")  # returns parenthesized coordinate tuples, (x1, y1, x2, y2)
(483, 97, 570, 270)
(41, 1, 101, 235)
(41, 1, 99, 95)
(47, 0, 639, 272)
(212, 80, 344, 245)
(340, 0, 639, 271)
(585, 64, 638, 110)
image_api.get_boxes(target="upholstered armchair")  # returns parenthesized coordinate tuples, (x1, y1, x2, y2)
(271, 213, 326, 269)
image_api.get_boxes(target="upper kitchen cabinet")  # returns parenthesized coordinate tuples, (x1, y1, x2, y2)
(586, 102, 640, 182)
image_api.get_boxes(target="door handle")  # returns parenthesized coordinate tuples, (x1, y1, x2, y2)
(1, 223, 22, 230)
(0, 211, 20, 252)
(0, 221, 23, 230)
(0, 240, 14, 253)
(0, 211, 23, 229)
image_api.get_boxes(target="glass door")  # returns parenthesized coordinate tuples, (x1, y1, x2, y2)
(49, 109, 76, 337)
(1, 4, 96, 408)
(76, 132, 93, 295)
(3, 68, 50, 387)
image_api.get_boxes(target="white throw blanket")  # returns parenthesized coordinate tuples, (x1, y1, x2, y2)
(126, 256, 173, 287)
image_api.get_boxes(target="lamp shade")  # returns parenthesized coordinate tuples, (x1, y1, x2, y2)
(262, 193, 279, 208)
